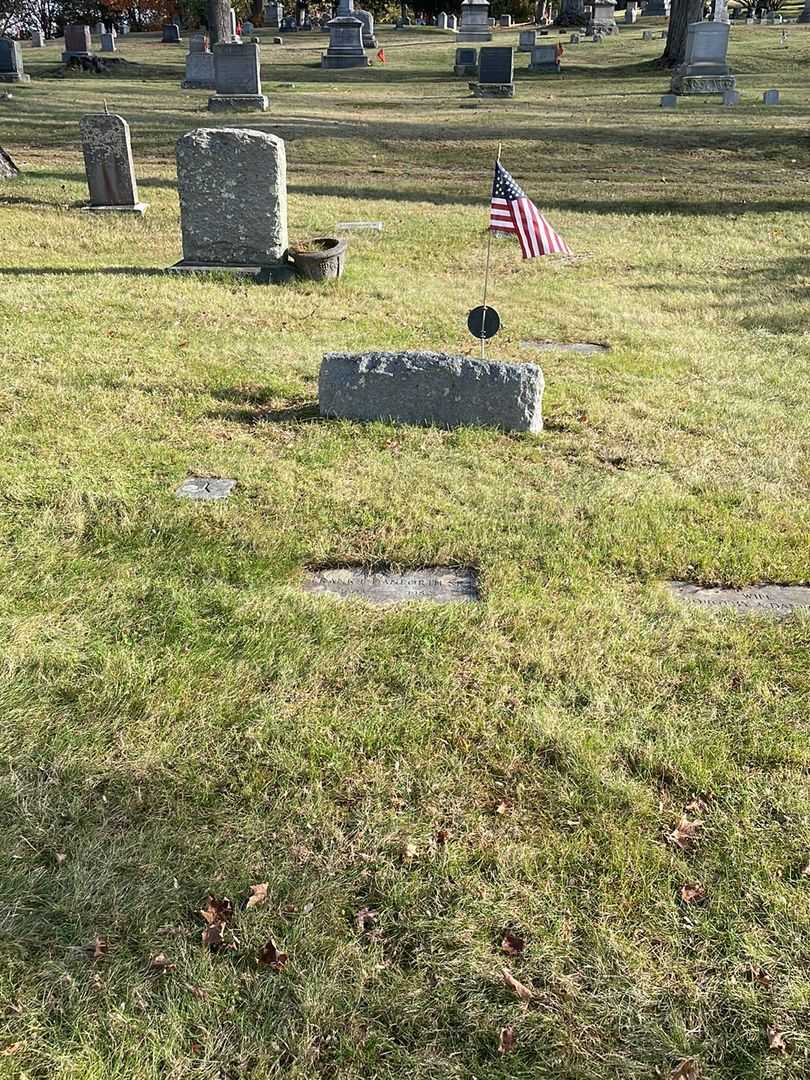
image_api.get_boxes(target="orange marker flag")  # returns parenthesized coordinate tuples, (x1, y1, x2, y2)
(376, 47, 386, 63)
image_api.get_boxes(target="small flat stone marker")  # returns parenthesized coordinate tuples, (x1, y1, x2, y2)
(175, 477, 237, 500)
(668, 581, 810, 617)
(335, 221, 383, 231)
(319, 351, 544, 433)
(521, 339, 608, 354)
(303, 566, 479, 605)
(763, 89, 779, 105)
(660, 93, 678, 109)
(723, 89, 740, 106)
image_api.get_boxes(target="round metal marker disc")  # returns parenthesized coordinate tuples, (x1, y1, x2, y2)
(467, 305, 501, 341)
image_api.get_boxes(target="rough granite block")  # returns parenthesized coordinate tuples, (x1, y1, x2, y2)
(319, 351, 543, 432)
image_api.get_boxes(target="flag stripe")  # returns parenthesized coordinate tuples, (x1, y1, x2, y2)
(489, 160, 570, 259)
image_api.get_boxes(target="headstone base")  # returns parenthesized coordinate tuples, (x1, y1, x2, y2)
(0, 72, 30, 83)
(454, 62, 478, 74)
(62, 50, 93, 62)
(168, 260, 294, 283)
(457, 30, 492, 41)
(320, 53, 371, 67)
(672, 73, 736, 94)
(207, 93, 269, 111)
(471, 81, 515, 97)
(82, 202, 148, 214)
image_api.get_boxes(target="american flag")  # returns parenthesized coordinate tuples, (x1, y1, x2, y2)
(490, 160, 571, 258)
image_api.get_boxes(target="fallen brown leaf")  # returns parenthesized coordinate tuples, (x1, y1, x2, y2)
(498, 1025, 516, 1054)
(767, 1026, 787, 1053)
(0, 1043, 22, 1057)
(402, 841, 418, 861)
(86, 936, 108, 960)
(148, 952, 176, 974)
(257, 938, 288, 972)
(500, 929, 525, 957)
(245, 883, 269, 911)
(435, 828, 450, 847)
(502, 967, 532, 1003)
(667, 815, 703, 851)
(493, 800, 510, 816)
(55, 853, 67, 865)
(200, 895, 234, 926)
(685, 796, 709, 815)
(355, 906, 377, 933)
(680, 883, 706, 905)
(747, 965, 773, 989)
(668, 1059, 699, 1080)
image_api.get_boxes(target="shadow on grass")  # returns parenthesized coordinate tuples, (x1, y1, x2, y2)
(210, 391, 322, 425)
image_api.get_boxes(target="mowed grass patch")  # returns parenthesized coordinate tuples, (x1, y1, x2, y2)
(0, 23, 809, 1080)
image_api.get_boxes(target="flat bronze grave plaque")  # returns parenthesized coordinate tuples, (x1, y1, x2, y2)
(175, 477, 237, 501)
(668, 581, 810, 617)
(521, 340, 609, 355)
(303, 567, 479, 605)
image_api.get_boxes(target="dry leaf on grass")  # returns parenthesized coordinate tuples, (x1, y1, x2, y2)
(493, 801, 510, 816)
(402, 841, 419, 861)
(747, 965, 773, 989)
(55, 853, 67, 865)
(767, 1026, 787, 1053)
(200, 895, 234, 926)
(667, 815, 703, 851)
(668, 1058, 699, 1080)
(257, 938, 288, 972)
(0, 1044, 22, 1057)
(502, 968, 533, 1002)
(85, 936, 108, 960)
(355, 906, 378, 933)
(148, 953, 176, 974)
(500, 929, 525, 957)
(680, 883, 706, 905)
(684, 796, 709, 816)
(435, 828, 450, 847)
(498, 1025, 516, 1054)
(245, 883, 269, 911)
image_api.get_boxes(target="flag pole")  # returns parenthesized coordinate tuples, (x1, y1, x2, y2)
(480, 143, 502, 360)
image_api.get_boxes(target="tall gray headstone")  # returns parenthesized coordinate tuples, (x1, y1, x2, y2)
(528, 42, 561, 71)
(208, 41, 268, 111)
(321, 16, 369, 67)
(174, 128, 288, 273)
(264, 2, 283, 26)
(63, 21, 93, 58)
(0, 38, 30, 82)
(80, 113, 147, 214)
(162, 23, 182, 42)
(448, 13, 458, 28)
(474, 45, 514, 95)
(31, 30, 45, 47)
(671, 21, 734, 94)
(100, 32, 116, 52)
(183, 33, 215, 88)
(458, 0, 492, 41)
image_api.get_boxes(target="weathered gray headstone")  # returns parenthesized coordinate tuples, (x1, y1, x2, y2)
(31, 30, 45, 47)
(183, 34, 215, 88)
(642, 29, 653, 40)
(80, 113, 147, 214)
(528, 42, 561, 72)
(644, 0, 669, 13)
(587, 0, 617, 33)
(671, 21, 735, 95)
(499, 12, 512, 25)
(173, 127, 288, 275)
(722, 88, 740, 105)
(264, 2, 283, 26)
(209, 41, 268, 111)
(0, 38, 30, 82)
(518, 29, 537, 50)
(162, 22, 182, 42)
(668, 582, 810, 618)
(321, 16, 369, 68)
(176, 477, 237, 500)
(474, 45, 514, 96)
(458, 0, 492, 41)
(448, 13, 458, 28)
(660, 93, 678, 108)
(319, 351, 544, 433)
(763, 88, 780, 104)
(438, 11, 449, 28)
(353, 8, 378, 47)
(63, 23, 92, 60)
(624, 1, 639, 22)
(100, 31, 116, 52)
(454, 45, 478, 74)
(242, 19, 254, 34)
(303, 566, 479, 606)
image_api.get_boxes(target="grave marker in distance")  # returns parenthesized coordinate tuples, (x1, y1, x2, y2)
(209, 41, 268, 111)
(80, 113, 147, 214)
(0, 38, 30, 82)
(473, 45, 514, 97)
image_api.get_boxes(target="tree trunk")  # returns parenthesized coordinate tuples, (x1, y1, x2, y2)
(660, 0, 703, 66)
(207, 0, 231, 44)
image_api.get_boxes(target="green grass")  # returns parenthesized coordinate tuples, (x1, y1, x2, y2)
(0, 22, 809, 1080)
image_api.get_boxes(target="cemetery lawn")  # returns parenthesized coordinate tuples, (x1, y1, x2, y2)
(2, 22, 810, 1080)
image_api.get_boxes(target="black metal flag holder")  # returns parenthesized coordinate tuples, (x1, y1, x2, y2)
(467, 143, 502, 360)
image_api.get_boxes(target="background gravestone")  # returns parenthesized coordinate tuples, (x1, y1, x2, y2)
(80, 113, 147, 214)
(62, 24, 92, 60)
(31, 30, 45, 47)
(474, 45, 514, 96)
(264, 2, 283, 26)
(162, 23, 182, 43)
(321, 16, 369, 68)
(454, 46, 478, 74)
(100, 32, 116, 52)
(519, 29, 537, 51)
(0, 39, 30, 82)
(183, 33, 215, 88)
(209, 42, 268, 111)
(528, 42, 561, 72)
(671, 21, 734, 95)
(458, 0, 492, 41)
(173, 127, 288, 276)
